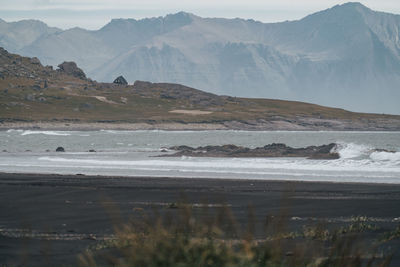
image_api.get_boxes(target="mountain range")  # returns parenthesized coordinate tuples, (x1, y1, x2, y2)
(1, 2, 400, 114)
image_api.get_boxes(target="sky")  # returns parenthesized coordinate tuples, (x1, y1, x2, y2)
(1, 0, 400, 30)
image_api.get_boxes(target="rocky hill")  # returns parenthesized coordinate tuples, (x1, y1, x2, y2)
(1, 47, 400, 131)
(1, 3, 400, 114)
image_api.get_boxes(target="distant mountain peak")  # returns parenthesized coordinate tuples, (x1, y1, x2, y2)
(65, 26, 89, 33)
(166, 11, 193, 16)
(339, 2, 367, 8)
(106, 11, 195, 24)
(163, 11, 195, 25)
(330, 2, 371, 13)
(101, 11, 194, 32)
(165, 11, 197, 19)
(301, 1, 372, 24)
(13, 19, 50, 26)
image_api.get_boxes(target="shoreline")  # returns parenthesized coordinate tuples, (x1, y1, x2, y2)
(1, 121, 400, 131)
(0, 122, 228, 131)
(0, 172, 399, 186)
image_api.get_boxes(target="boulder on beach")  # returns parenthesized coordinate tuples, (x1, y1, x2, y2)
(56, 147, 65, 152)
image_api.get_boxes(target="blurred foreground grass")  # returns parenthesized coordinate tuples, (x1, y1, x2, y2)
(78, 202, 396, 267)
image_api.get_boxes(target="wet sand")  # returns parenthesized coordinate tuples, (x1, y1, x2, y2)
(1, 173, 400, 266)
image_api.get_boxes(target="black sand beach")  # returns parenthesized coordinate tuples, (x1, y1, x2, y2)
(1, 173, 400, 266)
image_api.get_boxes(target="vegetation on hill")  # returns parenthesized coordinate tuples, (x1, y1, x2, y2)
(1, 47, 399, 130)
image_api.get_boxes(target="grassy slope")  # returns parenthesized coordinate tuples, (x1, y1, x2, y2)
(1, 81, 397, 124)
(0, 48, 399, 126)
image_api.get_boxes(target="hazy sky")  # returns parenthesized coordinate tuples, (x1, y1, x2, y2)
(1, 0, 400, 30)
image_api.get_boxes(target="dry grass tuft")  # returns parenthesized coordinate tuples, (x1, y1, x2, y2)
(78, 203, 394, 267)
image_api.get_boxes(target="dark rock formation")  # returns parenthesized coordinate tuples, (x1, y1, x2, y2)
(57, 62, 86, 79)
(56, 147, 65, 152)
(165, 143, 339, 159)
(30, 57, 41, 65)
(113, 76, 128, 85)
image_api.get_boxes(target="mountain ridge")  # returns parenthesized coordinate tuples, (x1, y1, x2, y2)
(1, 2, 400, 114)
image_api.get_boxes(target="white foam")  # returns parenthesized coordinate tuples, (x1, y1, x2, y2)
(21, 130, 71, 136)
(1, 162, 399, 179)
(334, 142, 371, 159)
(370, 151, 400, 162)
(333, 142, 400, 164)
(37, 156, 400, 173)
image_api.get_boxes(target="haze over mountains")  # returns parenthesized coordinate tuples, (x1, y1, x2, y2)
(1, 2, 400, 114)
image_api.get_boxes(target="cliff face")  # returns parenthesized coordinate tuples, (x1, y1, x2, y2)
(1, 3, 400, 114)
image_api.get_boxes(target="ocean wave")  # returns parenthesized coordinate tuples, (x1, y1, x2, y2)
(333, 142, 371, 159)
(20, 130, 71, 136)
(333, 142, 399, 164)
(370, 151, 400, 162)
(37, 156, 400, 173)
(2, 162, 399, 183)
(6, 129, 24, 133)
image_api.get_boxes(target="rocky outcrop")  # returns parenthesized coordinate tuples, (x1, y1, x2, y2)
(0, 47, 53, 79)
(113, 76, 128, 85)
(30, 57, 41, 65)
(165, 143, 339, 159)
(56, 147, 65, 152)
(57, 61, 86, 79)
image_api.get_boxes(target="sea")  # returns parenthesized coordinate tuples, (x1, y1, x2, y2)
(1, 130, 400, 184)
